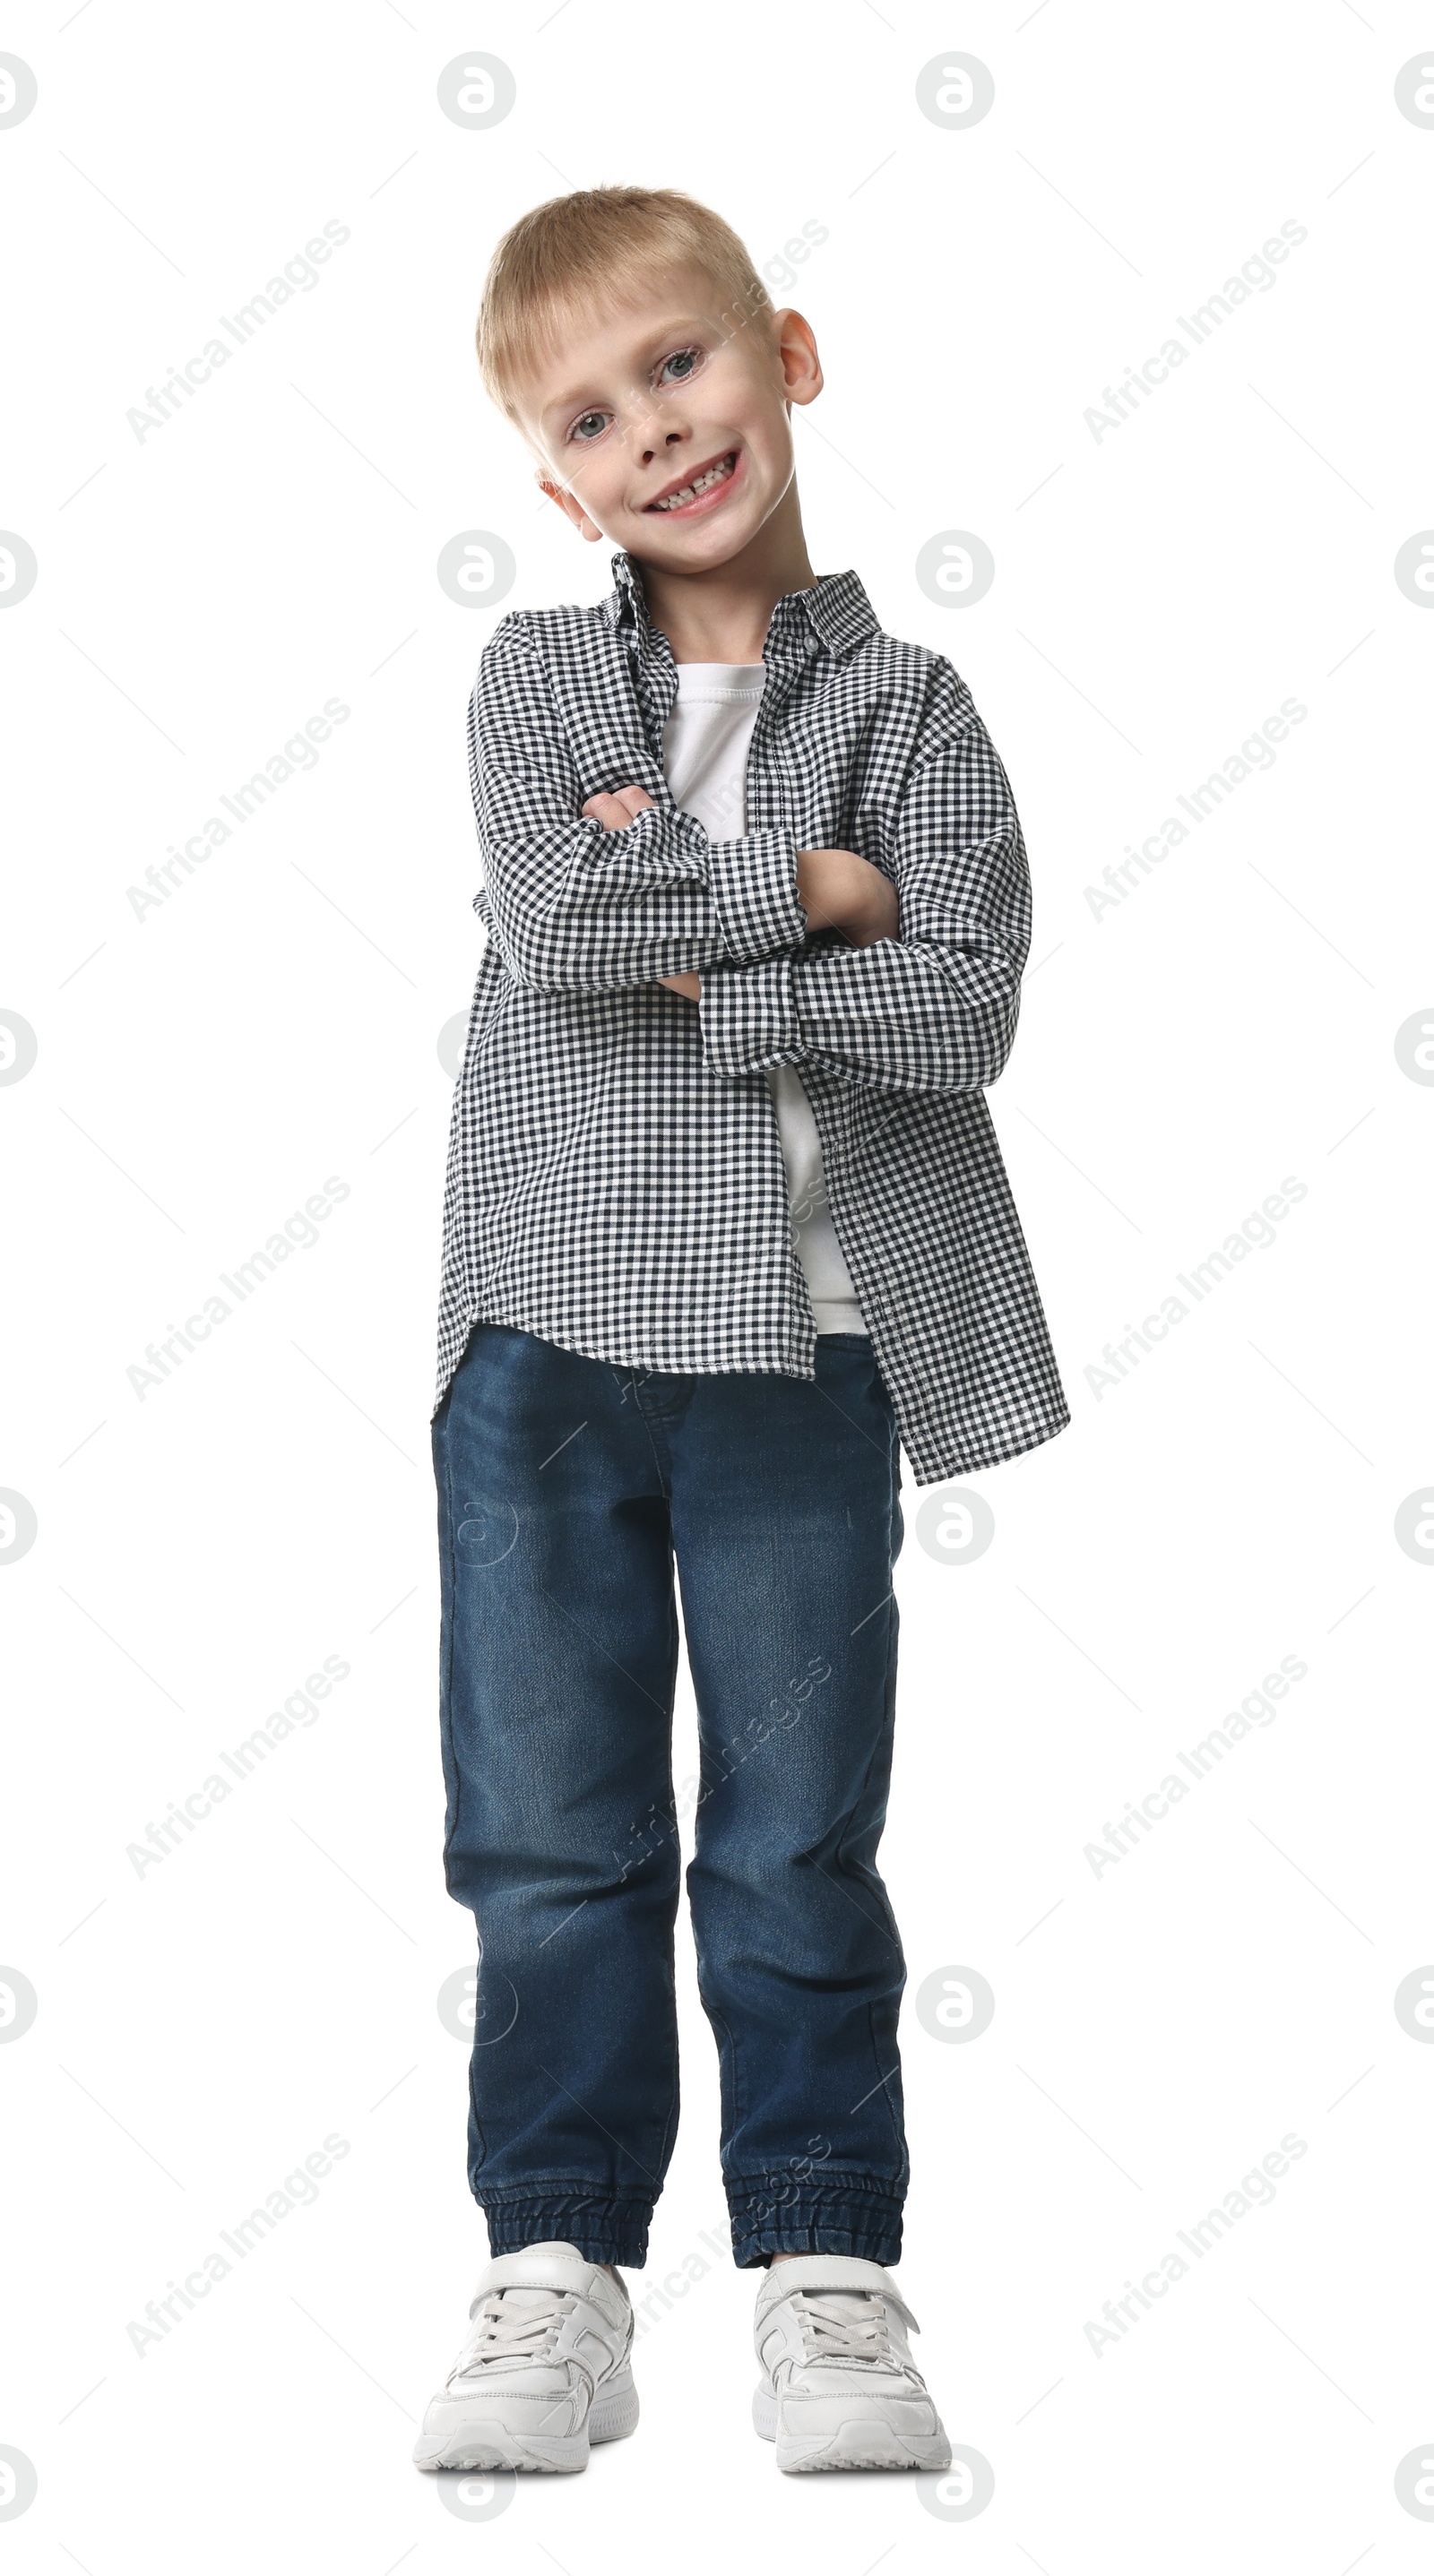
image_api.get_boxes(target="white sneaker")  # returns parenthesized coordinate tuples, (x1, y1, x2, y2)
(412, 2242, 638, 2475)
(753, 2254, 952, 2473)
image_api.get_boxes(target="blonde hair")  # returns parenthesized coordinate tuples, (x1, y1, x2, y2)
(476, 185, 773, 431)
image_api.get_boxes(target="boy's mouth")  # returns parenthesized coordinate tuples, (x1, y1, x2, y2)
(644, 448, 741, 516)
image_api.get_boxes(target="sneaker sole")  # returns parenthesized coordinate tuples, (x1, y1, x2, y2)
(753, 2386, 951, 2474)
(413, 2367, 639, 2474)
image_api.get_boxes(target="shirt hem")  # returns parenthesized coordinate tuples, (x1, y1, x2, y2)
(897, 1400, 1073, 1487)
(811, 1299, 868, 1333)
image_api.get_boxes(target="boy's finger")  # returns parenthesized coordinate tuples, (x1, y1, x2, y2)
(582, 788, 653, 830)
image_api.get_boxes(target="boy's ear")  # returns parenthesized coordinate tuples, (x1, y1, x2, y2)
(770, 306, 823, 410)
(533, 465, 604, 545)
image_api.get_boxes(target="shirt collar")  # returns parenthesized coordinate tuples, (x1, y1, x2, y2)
(604, 547, 879, 667)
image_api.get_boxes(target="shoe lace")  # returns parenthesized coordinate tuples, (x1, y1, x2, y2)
(457, 2287, 575, 2374)
(792, 2290, 897, 2366)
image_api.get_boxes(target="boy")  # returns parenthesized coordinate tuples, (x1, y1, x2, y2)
(416, 186, 1067, 2477)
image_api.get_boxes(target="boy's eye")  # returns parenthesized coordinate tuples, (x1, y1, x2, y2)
(571, 410, 609, 443)
(657, 347, 701, 386)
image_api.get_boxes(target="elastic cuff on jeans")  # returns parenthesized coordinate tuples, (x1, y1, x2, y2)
(478, 2189, 654, 2270)
(725, 2175, 905, 2270)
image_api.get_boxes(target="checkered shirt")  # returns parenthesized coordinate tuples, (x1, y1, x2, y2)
(434, 547, 1069, 1485)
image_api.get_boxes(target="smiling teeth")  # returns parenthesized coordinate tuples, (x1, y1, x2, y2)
(651, 453, 735, 510)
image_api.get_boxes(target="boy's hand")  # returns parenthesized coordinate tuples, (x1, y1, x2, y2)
(796, 849, 899, 948)
(582, 784, 654, 830)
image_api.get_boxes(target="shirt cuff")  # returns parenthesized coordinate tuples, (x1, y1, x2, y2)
(704, 828, 807, 965)
(698, 954, 799, 1079)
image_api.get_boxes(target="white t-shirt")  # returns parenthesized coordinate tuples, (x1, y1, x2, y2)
(661, 664, 866, 1335)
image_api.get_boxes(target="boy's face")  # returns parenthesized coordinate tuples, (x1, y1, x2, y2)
(512, 263, 822, 571)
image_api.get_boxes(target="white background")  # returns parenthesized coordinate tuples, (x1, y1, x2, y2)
(4, 2, 1433, 2567)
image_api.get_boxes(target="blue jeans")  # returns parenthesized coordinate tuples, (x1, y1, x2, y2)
(432, 1322, 909, 2270)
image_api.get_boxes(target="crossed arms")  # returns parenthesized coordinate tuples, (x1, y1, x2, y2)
(468, 613, 1032, 1098)
(579, 780, 899, 1003)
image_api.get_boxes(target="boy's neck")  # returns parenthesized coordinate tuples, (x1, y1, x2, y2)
(631, 480, 816, 666)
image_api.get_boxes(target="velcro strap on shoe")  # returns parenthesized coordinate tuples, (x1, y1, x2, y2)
(756, 2254, 919, 2333)
(471, 2247, 606, 2308)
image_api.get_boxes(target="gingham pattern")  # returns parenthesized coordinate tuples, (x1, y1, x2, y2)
(434, 549, 1069, 1485)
